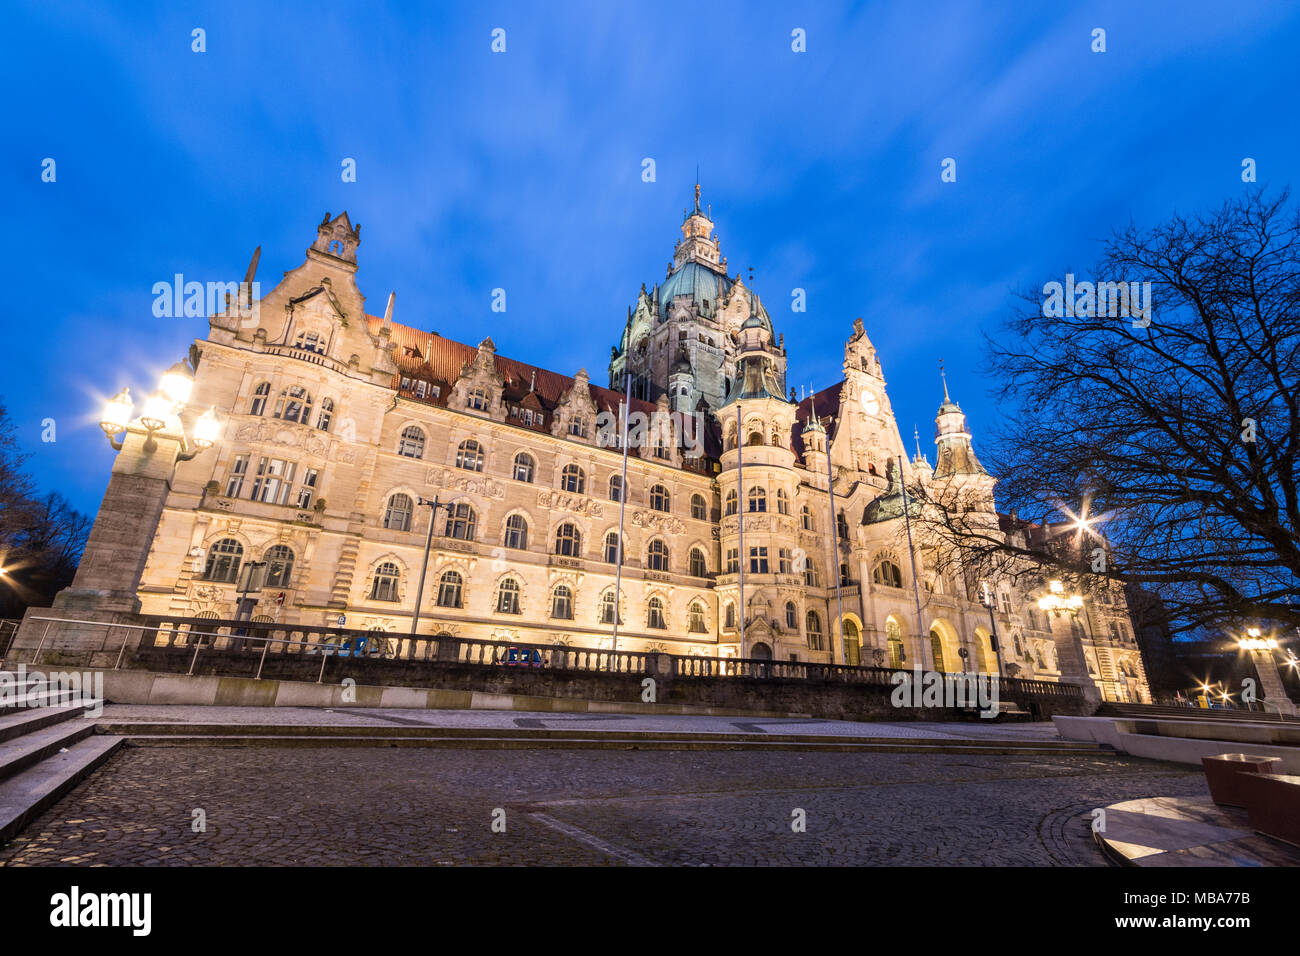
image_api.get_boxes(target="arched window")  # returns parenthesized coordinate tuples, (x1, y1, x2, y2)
(649, 484, 670, 512)
(688, 601, 707, 633)
(724, 490, 738, 516)
(801, 505, 814, 531)
(444, 503, 476, 540)
(837, 511, 850, 539)
(776, 489, 790, 515)
(647, 597, 667, 630)
(316, 397, 334, 431)
(384, 493, 413, 531)
(689, 547, 707, 577)
(886, 618, 904, 668)
(456, 439, 484, 472)
(398, 426, 425, 459)
(844, 619, 861, 666)
(274, 385, 313, 425)
(503, 514, 528, 550)
(560, 464, 585, 494)
(513, 452, 535, 483)
(806, 611, 823, 650)
(929, 627, 948, 673)
(872, 560, 903, 588)
(603, 531, 623, 565)
(599, 590, 621, 625)
(747, 487, 767, 513)
(691, 494, 707, 520)
(647, 539, 669, 571)
(747, 431, 764, 447)
(554, 523, 581, 557)
(608, 475, 623, 502)
(264, 545, 294, 587)
(371, 562, 400, 602)
(436, 571, 463, 608)
(249, 382, 270, 416)
(495, 579, 521, 614)
(551, 585, 573, 620)
(724, 602, 735, 630)
(785, 601, 797, 630)
(202, 538, 243, 583)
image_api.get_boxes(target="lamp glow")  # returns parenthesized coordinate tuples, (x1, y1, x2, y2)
(192, 407, 220, 449)
(99, 387, 134, 435)
(159, 361, 195, 405)
(138, 391, 172, 432)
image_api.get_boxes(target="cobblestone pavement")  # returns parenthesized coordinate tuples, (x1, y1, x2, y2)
(0, 746, 1209, 866)
(95, 704, 1066, 740)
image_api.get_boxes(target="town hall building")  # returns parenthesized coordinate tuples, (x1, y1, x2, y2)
(40, 189, 1152, 703)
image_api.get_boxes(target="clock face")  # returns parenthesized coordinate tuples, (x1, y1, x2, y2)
(860, 390, 880, 415)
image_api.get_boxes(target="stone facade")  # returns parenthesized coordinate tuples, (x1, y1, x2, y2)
(36, 194, 1150, 703)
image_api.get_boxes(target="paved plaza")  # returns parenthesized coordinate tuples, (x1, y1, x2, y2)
(0, 708, 1211, 866)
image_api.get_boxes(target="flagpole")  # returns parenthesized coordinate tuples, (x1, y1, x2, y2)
(736, 403, 745, 659)
(610, 373, 632, 662)
(823, 411, 846, 665)
(898, 455, 927, 671)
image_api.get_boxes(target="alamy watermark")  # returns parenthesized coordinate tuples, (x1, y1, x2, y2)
(152, 274, 260, 327)
(595, 408, 705, 458)
(890, 667, 1000, 718)
(1042, 273, 1152, 327)
(0, 665, 104, 718)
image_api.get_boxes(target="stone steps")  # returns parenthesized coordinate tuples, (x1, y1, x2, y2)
(103, 722, 1112, 755)
(0, 687, 123, 846)
(0, 736, 123, 845)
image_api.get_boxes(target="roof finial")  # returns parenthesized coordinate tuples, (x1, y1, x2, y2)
(694, 178, 701, 213)
(529, 369, 536, 393)
(913, 425, 923, 460)
(940, 358, 950, 401)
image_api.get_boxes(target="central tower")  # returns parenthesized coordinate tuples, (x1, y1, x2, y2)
(609, 184, 786, 419)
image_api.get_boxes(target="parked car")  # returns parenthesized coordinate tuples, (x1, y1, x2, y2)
(496, 646, 545, 667)
(306, 634, 385, 657)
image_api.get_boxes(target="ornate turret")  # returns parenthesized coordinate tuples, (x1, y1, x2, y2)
(933, 366, 988, 479)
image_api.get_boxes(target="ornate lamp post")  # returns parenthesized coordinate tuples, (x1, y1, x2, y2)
(1236, 627, 1298, 716)
(55, 358, 221, 617)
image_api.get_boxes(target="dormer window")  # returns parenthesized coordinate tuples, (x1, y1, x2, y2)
(294, 330, 326, 355)
(468, 388, 488, 411)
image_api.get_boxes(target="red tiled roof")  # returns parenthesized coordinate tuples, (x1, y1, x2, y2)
(790, 381, 845, 462)
(367, 316, 722, 460)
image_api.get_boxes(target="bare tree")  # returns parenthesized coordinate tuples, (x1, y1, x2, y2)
(917, 189, 1300, 636)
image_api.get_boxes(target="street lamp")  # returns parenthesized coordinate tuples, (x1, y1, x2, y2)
(99, 359, 220, 459)
(1037, 579, 1084, 616)
(977, 580, 1006, 678)
(1235, 626, 1298, 716)
(410, 496, 446, 638)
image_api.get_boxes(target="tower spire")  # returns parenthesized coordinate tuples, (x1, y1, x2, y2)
(940, 358, 950, 402)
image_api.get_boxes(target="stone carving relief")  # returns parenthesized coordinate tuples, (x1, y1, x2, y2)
(426, 467, 505, 499)
(631, 511, 685, 535)
(537, 491, 603, 518)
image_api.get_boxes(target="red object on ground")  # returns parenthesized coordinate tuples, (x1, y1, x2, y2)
(1238, 772, 1300, 847)
(1200, 753, 1281, 807)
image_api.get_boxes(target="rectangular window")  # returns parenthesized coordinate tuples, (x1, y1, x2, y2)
(725, 548, 739, 574)
(296, 469, 319, 509)
(252, 457, 295, 505)
(225, 455, 249, 497)
(749, 547, 769, 574)
(778, 548, 792, 574)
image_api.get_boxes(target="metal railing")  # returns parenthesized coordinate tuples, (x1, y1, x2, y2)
(17, 613, 1084, 701)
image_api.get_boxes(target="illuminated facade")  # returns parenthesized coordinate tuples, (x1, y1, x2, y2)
(61, 192, 1151, 702)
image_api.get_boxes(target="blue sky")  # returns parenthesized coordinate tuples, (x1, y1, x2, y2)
(3, 0, 1298, 516)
